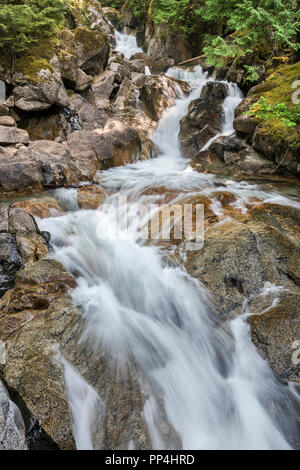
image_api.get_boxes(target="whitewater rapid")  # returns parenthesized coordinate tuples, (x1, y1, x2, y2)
(38, 32, 300, 450)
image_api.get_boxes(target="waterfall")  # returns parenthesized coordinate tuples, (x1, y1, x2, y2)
(201, 81, 243, 151)
(38, 34, 300, 450)
(222, 82, 243, 132)
(114, 30, 143, 59)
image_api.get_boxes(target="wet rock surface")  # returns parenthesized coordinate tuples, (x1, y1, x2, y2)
(0, 206, 49, 299)
(179, 82, 227, 158)
(140, 76, 189, 122)
(249, 294, 300, 385)
(0, 119, 142, 198)
(11, 197, 64, 219)
(201, 134, 278, 177)
(0, 381, 27, 450)
(185, 202, 300, 384)
(186, 203, 300, 312)
(77, 185, 106, 210)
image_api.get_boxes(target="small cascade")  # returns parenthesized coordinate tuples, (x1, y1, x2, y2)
(114, 30, 143, 59)
(201, 81, 243, 151)
(222, 82, 244, 132)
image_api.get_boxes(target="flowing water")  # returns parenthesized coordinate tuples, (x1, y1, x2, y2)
(38, 32, 300, 450)
(115, 30, 144, 58)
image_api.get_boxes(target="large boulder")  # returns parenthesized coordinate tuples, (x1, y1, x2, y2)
(0, 259, 78, 449)
(149, 57, 175, 75)
(0, 118, 142, 199)
(91, 70, 121, 110)
(0, 141, 83, 199)
(249, 294, 300, 385)
(0, 116, 16, 127)
(0, 206, 49, 298)
(252, 127, 300, 175)
(0, 126, 29, 145)
(108, 53, 136, 80)
(68, 93, 109, 130)
(145, 22, 192, 63)
(185, 203, 300, 320)
(20, 111, 69, 141)
(233, 98, 257, 137)
(12, 64, 68, 112)
(113, 78, 136, 111)
(11, 197, 63, 219)
(0, 146, 44, 197)
(67, 118, 141, 171)
(56, 50, 93, 92)
(26, 140, 83, 188)
(179, 82, 227, 158)
(206, 134, 277, 177)
(77, 185, 106, 210)
(59, 27, 110, 77)
(233, 62, 300, 176)
(140, 75, 190, 122)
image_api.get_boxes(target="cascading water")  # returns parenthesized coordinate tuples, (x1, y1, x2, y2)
(114, 30, 143, 59)
(222, 82, 244, 132)
(38, 33, 300, 450)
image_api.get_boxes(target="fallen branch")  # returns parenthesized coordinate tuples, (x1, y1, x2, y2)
(177, 55, 206, 66)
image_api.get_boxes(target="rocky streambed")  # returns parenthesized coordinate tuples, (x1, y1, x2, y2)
(0, 4, 299, 450)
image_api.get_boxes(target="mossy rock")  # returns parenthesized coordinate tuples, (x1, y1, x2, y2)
(59, 26, 109, 75)
(66, 0, 103, 29)
(247, 61, 300, 166)
(74, 26, 108, 56)
(249, 61, 300, 140)
(251, 61, 300, 109)
(0, 37, 58, 83)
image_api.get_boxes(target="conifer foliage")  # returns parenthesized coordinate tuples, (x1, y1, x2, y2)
(0, 0, 66, 57)
(197, 0, 300, 67)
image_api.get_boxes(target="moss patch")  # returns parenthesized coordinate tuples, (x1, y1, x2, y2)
(9, 37, 58, 82)
(248, 61, 300, 148)
(74, 27, 108, 54)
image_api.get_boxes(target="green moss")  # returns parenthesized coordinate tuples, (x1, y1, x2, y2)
(66, 0, 90, 27)
(14, 37, 58, 82)
(258, 62, 300, 107)
(74, 27, 108, 54)
(258, 119, 300, 149)
(248, 61, 300, 148)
